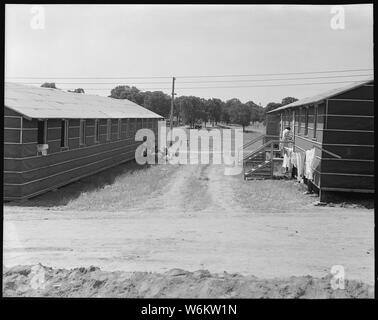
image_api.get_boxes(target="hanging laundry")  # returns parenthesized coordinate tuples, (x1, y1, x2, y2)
(304, 148, 316, 180)
(282, 147, 293, 170)
(282, 153, 290, 169)
(290, 152, 298, 168)
(296, 152, 305, 183)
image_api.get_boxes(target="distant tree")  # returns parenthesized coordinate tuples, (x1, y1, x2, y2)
(245, 101, 264, 124)
(177, 96, 204, 128)
(281, 97, 298, 106)
(206, 98, 223, 126)
(68, 88, 85, 93)
(227, 99, 251, 131)
(109, 85, 145, 105)
(41, 82, 57, 89)
(261, 102, 283, 125)
(143, 91, 171, 118)
(264, 102, 282, 113)
(220, 102, 231, 124)
(198, 98, 209, 127)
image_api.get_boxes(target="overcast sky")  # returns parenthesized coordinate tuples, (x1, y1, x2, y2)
(5, 4, 373, 106)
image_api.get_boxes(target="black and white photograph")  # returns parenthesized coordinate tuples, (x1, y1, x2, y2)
(2, 4, 374, 303)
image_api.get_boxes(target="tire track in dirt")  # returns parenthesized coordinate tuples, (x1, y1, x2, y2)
(139, 164, 213, 214)
(206, 165, 245, 214)
(139, 163, 246, 215)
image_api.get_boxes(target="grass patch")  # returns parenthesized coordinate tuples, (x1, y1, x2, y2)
(8, 161, 179, 211)
(229, 178, 314, 211)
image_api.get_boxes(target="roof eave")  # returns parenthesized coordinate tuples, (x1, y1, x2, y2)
(267, 79, 374, 114)
(4, 105, 33, 120)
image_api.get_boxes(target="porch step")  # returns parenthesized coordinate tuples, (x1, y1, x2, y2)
(244, 160, 272, 179)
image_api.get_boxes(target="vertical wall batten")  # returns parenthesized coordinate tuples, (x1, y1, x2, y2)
(20, 117, 23, 143)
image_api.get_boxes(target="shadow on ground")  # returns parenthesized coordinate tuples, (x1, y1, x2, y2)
(5, 160, 150, 208)
(322, 192, 374, 209)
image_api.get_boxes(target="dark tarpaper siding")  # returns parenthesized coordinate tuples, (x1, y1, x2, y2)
(4, 106, 161, 200)
(320, 81, 374, 192)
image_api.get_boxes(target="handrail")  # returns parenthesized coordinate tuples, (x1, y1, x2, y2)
(242, 142, 270, 161)
(242, 140, 279, 161)
(242, 139, 295, 162)
(240, 134, 265, 150)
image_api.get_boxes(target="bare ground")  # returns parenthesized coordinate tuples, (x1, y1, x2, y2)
(3, 264, 373, 298)
(3, 129, 375, 297)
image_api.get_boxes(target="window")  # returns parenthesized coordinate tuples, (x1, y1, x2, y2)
(37, 120, 47, 144)
(297, 108, 302, 134)
(106, 119, 111, 141)
(126, 119, 130, 138)
(94, 119, 100, 143)
(79, 120, 86, 145)
(313, 106, 318, 139)
(284, 111, 288, 127)
(304, 108, 309, 136)
(118, 119, 122, 139)
(60, 120, 69, 148)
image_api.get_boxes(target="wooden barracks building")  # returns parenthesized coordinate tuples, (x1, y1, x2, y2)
(265, 78, 374, 201)
(4, 83, 163, 201)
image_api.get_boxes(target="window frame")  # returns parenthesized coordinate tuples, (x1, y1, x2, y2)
(118, 119, 122, 139)
(106, 119, 112, 141)
(94, 119, 100, 143)
(304, 107, 309, 136)
(313, 105, 318, 140)
(60, 119, 69, 149)
(297, 108, 302, 134)
(37, 119, 48, 145)
(80, 119, 86, 146)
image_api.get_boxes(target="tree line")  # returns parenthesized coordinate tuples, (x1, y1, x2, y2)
(109, 85, 298, 130)
(40, 82, 298, 131)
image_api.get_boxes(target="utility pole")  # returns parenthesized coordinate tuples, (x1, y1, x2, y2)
(169, 76, 176, 144)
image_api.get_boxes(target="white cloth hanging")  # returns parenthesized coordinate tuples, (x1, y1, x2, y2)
(296, 152, 305, 182)
(282, 147, 293, 169)
(304, 148, 316, 180)
(290, 152, 298, 168)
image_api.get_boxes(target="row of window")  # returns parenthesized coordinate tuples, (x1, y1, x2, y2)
(281, 105, 318, 140)
(37, 118, 156, 148)
(297, 105, 318, 139)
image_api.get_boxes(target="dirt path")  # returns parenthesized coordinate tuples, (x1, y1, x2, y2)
(3, 161, 375, 294)
(4, 206, 374, 286)
(132, 163, 248, 214)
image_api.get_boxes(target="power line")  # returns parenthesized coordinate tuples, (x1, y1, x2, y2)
(171, 79, 373, 90)
(5, 68, 373, 80)
(177, 68, 374, 79)
(10, 73, 373, 86)
(178, 73, 373, 84)
(10, 79, 368, 91)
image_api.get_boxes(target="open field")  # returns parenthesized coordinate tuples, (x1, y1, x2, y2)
(3, 127, 374, 297)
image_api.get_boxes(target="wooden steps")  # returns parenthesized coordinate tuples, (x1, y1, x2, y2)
(244, 160, 272, 180)
(242, 135, 281, 181)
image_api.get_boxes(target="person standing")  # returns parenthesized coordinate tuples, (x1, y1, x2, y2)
(280, 126, 293, 157)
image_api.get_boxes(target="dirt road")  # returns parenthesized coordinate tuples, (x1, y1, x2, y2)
(4, 163, 374, 288)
